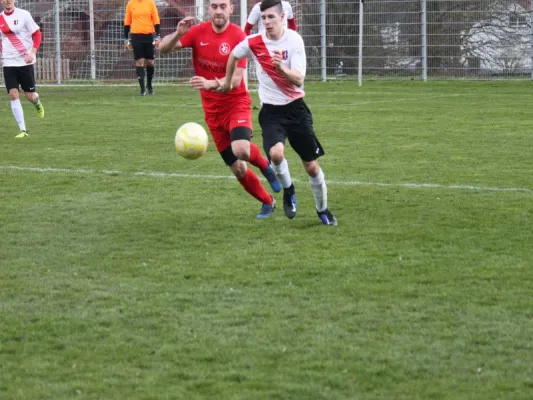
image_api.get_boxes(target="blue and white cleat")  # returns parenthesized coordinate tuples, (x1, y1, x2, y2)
(317, 209, 337, 226)
(283, 186, 297, 219)
(262, 163, 281, 193)
(257, 198, 276, 219)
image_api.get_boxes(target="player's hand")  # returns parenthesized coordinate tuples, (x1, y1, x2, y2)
(153, 35, 161, 47)
(190, 76, 219, 91)
(214, 77, 232, 93)
(272, 49, 284, 70)
(177, 16, 199, 35)
(23, 53, 35, 64)
(124, 39, 132, 50)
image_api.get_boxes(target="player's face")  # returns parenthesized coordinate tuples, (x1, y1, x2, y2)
(261, 6, 285, 38)
(209, 0, 233, 30)
(3, 0, 15, 12)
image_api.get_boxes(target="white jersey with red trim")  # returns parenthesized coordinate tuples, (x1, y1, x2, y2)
(0, 8, 40, 67)
(246, 1, 294, 34)
(233, 29, 305, 106)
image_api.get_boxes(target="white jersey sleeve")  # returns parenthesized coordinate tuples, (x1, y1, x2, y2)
(290, 32, 306, 76)
(233, 37, 252, 60)
(246, 3, 261, 26)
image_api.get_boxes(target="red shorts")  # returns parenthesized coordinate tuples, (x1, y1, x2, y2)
(203, 97, 253, 153)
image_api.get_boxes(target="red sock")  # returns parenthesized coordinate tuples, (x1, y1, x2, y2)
(237, 168, 272, 204)
(248, 142, 268, 173)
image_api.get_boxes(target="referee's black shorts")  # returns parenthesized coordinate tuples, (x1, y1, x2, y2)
(3, 65, 37, 93)
(131, 33, 155, 60)
(259, 98, 325, 162)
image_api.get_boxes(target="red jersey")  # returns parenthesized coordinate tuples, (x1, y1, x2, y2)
(180, 21, 249, 113)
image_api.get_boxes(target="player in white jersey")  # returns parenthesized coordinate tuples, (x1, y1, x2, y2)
(219, 0, 337, 226)
(1, 0, 45, 138)
(244, 0, 296, 35)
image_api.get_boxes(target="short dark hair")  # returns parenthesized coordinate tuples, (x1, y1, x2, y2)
(260, 0, 282, 12)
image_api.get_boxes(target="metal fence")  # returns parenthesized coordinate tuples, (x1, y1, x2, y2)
(1, 0, 531, 84)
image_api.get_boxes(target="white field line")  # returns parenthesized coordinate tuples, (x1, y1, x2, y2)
(1, 165, 531, 194)
(69, 93, 466, 109)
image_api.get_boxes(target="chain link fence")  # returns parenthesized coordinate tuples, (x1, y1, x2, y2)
(1, 0, 531, 84)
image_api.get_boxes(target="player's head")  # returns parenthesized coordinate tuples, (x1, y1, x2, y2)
(3, 0, 16, 12)
(260, 0, 285, 37)
(209, 0, 233, 31)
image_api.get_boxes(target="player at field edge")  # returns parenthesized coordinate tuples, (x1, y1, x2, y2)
(219, 0, 337, 225)
(123, 0, 161, 96)
(244, 0, 296, 35)
(0, 0, 45, 138)
(158, 0, 282, 219)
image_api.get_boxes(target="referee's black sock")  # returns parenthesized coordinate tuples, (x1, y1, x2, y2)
(146, 65, 155, 89)
(136, 66, 145, 92)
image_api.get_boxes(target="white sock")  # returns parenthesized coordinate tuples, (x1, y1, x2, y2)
(272, 158, 293, 189)
(309, 168, 328, 212)
(11, 99, 26, 131)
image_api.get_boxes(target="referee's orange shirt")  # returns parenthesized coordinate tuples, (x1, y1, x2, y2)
(124, 0, 160, 34)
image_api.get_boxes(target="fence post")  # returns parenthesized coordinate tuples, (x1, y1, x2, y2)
(421, 0, 427, 81)
(240, 0, 248, 88)
(530, 7, 533, 79)
(358, 0, 363, 87)
(54, 0, 61, 84)
(89, 0, 96, 80)
(320, 0, 326, 82)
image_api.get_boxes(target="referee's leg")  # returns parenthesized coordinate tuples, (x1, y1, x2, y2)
(131, 35, 146, 95)
(145, 42, 156, 95)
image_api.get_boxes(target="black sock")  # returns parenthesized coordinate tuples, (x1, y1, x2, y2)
(285, 183, 295, 194)
(136, 66, 145, 91)
(146, 65, 155, 89)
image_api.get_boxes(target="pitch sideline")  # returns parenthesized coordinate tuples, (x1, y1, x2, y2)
(0, 165, 531, 194)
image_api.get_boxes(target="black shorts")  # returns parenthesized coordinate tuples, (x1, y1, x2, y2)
(259, 98, 325, 162)
(131, 33, 155, 60)
(3, 65, 36, 93)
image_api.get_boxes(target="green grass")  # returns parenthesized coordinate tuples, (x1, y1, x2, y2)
(1, 81, 532, 399)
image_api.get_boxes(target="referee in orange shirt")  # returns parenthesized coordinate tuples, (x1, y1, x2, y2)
(124, 0, 160, 96)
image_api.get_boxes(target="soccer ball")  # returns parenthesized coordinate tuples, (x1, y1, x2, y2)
(174, 122, 209, 160)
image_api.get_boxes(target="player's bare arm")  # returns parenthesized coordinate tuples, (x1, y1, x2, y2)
(190, 76, 219, 91)
(194, 65, 243, 92)
(217, 52, 240, 92)
(159, 16, 198, 53)
(272, 49, 304, 86)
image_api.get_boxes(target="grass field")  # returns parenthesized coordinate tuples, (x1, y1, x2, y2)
(1, 81, 532, 399)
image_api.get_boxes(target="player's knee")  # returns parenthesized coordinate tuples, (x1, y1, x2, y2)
(269, 143, 285, 165)
(146, 60, 155, 67)
(135, 59, 145, 66)
(231, 140, 250, 161)
(230, 160, 247, 179)
(303, 160, 320, 177)
(8, 89, 19, 100)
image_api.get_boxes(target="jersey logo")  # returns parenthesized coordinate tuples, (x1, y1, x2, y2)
(14, 20, 19, 25)
(282, 50, 288, 60)
(219, 42, 230, 55)
(200, 41, 209, 46)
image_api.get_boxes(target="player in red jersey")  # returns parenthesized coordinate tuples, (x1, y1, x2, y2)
(159, 0, 281, 219)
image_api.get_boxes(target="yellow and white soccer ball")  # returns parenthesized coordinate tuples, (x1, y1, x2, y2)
(174, 122, 208, 160)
